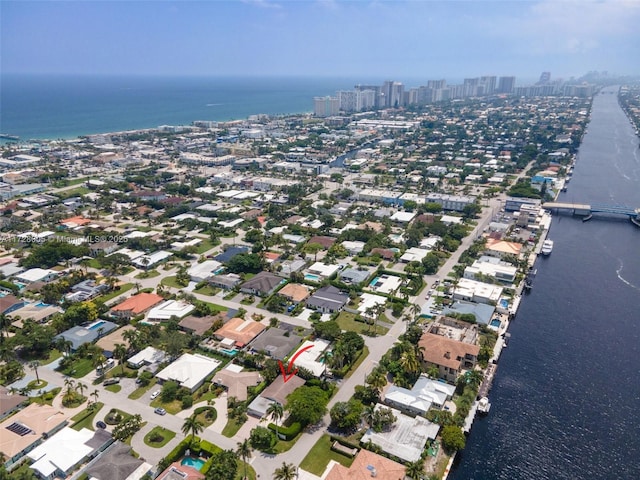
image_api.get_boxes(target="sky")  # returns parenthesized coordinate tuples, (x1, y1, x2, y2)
(2, 0, 640, 81)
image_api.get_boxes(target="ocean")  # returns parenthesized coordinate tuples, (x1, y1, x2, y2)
(449, 87, 640, 479)
(0, 74, 368, 140)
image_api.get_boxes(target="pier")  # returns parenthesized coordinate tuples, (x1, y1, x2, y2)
(542, 202, 640, 224)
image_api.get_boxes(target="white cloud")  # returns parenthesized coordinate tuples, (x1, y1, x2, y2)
(241, 0, 283, 9)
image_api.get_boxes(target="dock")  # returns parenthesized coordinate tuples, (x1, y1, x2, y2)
(478, 363, 497, 398)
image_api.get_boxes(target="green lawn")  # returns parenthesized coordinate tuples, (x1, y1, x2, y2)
(195, 239, 215, 254)
(96, 283, 134, 303)
(144, 426, 176, 448)
(105, 384, 121, 393)
(128, 378, 157, 400)
(235, 463, 256, 480)
(71, 403, 104, 431)
(335, 312, 389, 336)
(161, 276, 188, 289)
(57, 358, 95, 378)
(344, 346, 369, 379)
(193, 284, 219, 296)
(136, 269, 160, 279)
(299, 434, 355, 476)
(56, 186, 91, 199)
(104, 408, 132, 425)
(200, 300, 228, 314)
(150, 398, 183, 415)
(221, 418, 245, 438)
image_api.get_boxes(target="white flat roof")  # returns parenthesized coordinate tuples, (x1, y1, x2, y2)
(289, 339, 330, 377)
(28, 427, 93, 477)
(358, 293, 387, 316)
(147, 299, 194, 320)
(156, 353, 221, 390)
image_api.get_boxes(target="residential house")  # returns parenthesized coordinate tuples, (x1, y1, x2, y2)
(277, 283, 311, 304)
(240, 271, 283, 297)
(110, 292, 164, 320)
(305, 285, 349, 314)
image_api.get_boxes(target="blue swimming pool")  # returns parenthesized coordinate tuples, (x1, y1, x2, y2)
(369, 276, 381, 287)
(35, 301, 50, 308)
(499, 299, 509, 309)
(87, 320, 106, 330)
(181, 456, 205, 471)
(490, 319, 501, 327)
(220, 347, 239, 356)
(304, 273, 320, 282)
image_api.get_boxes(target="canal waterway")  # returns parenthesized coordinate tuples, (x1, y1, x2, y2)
(449, 86, 640, 480)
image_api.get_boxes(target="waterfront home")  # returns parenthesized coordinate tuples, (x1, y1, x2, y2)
(324, 448, 406, 480)
(360, 404, 439, 463)
(383, 375, 456, 416)
(418, 331, 480, 383)
(453, 278, 503, 305)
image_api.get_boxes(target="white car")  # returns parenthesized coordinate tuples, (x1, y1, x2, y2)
(150, 390, 160, 400)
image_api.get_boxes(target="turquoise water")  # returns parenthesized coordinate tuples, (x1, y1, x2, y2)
(490, 319, 501, 327)
(369, 276, 381, 287)
(220, 347, 239, 356)
(304, 273, 320, 281)
(0, 74, 368, 140)
(180, 456, 205, 471)
(87, 320, 106, 331)
(499, 299, 509, 309)
(34, 301, 50, 308)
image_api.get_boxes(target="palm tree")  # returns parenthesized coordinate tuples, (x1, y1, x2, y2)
(181, 413, 204, 444)
(272, 462, 297, 480)
(75, 382, 87, 398)
(64, 377, 76, 394)
(366, 369, 386, 393)
(236, 438, 253, 480)
(266, 402, 284, 439)
(29, 360, 41, 384)
(363, 404, 377, 429)
(91, 389, 100, 405)
(399, 349, 420, 375)
(113, 343, 127, 375)
(411, 303, 422, 320)
(405, 459, 426, 480)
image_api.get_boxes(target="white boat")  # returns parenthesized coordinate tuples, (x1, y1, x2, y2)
(478, 396, 491, 414)
(541, 239, 554, 255)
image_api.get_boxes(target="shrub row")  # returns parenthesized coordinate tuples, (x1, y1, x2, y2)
(267, 421, 302, 441)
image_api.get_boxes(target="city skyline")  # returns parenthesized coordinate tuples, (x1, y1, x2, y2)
(2, 0, 640, 78)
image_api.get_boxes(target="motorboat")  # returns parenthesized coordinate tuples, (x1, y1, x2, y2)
(541, 239, 554, 255)
(478, 397, 491, 414)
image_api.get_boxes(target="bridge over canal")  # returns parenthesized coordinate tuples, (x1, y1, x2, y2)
(542, 202, 640, 225)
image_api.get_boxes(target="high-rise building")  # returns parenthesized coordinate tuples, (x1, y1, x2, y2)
(480, 76, 497, 95)
(314, 96, 339, 117)
(538, 72, 551, 84)
(497, 76, 516, 94)
(382, 81, 405, 107)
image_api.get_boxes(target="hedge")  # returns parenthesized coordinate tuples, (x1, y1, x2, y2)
(158, 437, 197, 471)
(267, 421, 302, 441)
(199, 440, 223, 475)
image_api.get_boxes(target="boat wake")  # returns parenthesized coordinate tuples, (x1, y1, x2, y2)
(206, 103, 223, 107)
(616, 260, 640, 291)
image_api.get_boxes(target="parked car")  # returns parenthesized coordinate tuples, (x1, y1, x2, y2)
(154, 407, 167, 416)
(96, 421, 107, 429)
(150, 390, 160, 400)
(103, 378, 120, 386)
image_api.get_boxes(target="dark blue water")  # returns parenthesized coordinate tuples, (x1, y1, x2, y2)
(0, 74, 365, 140)
(450, 87, 640, 479)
